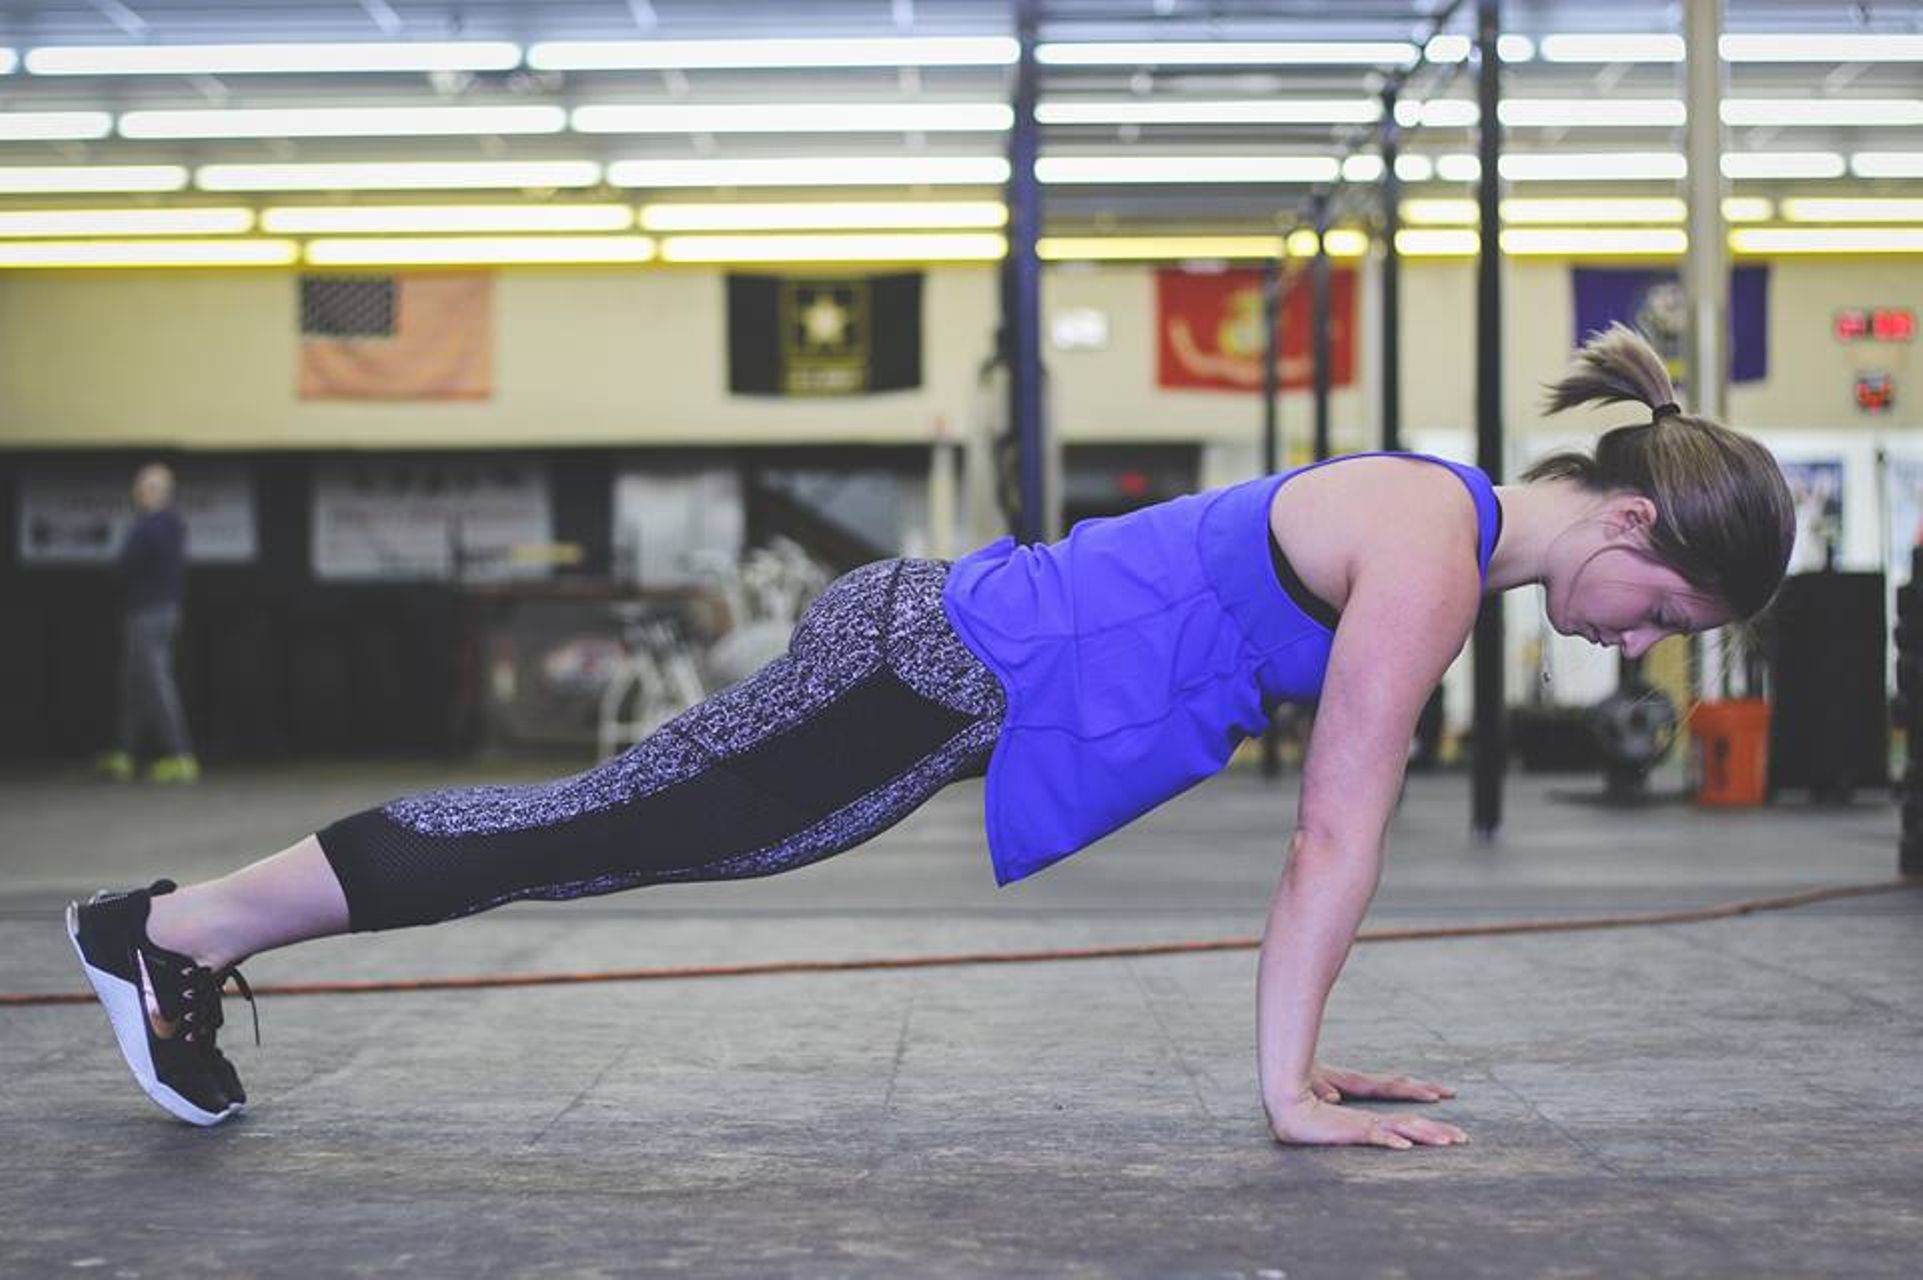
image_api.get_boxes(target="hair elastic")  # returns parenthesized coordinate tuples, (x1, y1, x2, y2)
(1651, 402, 1682, 421)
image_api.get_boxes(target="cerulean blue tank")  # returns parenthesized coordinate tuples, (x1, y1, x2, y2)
(942, 451, 1503, 886)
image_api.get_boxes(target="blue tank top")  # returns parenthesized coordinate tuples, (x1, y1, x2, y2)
(941, 451, 1502, 886)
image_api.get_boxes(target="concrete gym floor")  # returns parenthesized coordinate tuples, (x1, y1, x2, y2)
(2, 759, 1919, 1279)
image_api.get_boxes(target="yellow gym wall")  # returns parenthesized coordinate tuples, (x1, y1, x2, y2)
(0, 256, 1916, 450)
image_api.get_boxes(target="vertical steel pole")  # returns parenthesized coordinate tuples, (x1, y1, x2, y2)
(1380, 85, 1403, 453)
(1311, 191, 1333, 461)
(1006, 0, 1046, 545)
(1261, 255, 1284, 778)
(1472, 0, 1507, 838)
(1684, 0, 1731, 702)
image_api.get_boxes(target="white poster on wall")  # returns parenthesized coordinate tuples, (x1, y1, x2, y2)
(16, 463, 257, 566)
(612, 469, 744, 588)
(311, 459, 551, 582)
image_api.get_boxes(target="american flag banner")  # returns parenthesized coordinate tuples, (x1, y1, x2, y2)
(297, 271, 494, 400)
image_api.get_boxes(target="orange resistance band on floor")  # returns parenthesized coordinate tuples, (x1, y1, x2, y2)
(4, 877, 1917, 1009)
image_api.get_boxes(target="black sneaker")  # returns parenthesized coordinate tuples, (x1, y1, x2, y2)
(66, 879, 256, 1126)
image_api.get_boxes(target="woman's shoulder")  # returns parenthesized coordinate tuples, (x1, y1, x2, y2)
(1268, 455, 1483, 615)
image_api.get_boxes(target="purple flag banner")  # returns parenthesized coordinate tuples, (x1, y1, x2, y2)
(1571, 265, 1768, 386)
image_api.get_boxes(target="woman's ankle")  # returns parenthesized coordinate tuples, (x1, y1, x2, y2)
(145, 889, 239, 971)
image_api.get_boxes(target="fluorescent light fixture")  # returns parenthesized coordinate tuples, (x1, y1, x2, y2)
(1722, 99, 1923, 128)
(1852, 152, 1923, 178)
(528, 37, 1017, 70)
(1781, 197, 1923, 223)
(1039, 235, 1281, 261)
(1394, 155, 1436, 181)
(1036, 155, 1340, 184)
(1394, 99, 1479, 127)
(0, 47, 16, 74)
(1284, 228, 1369, 257)
(658, 233, 1005, 263)
(1401, 198, 1479, 225)
(1722, 34, 1923, 63)
(0, 239, 298, 268)
(1500, 99, 1685, 127)
(197, 161, 602, 191)
(1395, 229, 1480, 255)
(0, 165, 188, 193)
(1501, 197, 1685, 224)
(1036, 99, 1380, 126)
(638, 201, 1006, 231)
(1720, 152, 1845, 179)
(26, 41, 521, 76)
(306, 236, 656, 266)
(1341, 155, 1384, 182)
(0, 208, 254, 237)
(1426, 34, 1537, 63)
(1538, 34, 1685, 64)
(1731, 227, 1923, 254)
(607, 156, 1008, 187)
(0, 110, 113, 140)
(1501, 152, 1687, 180)
(573, 102, 1011, 133)
(1435, 154, 1482, 181)
(1500, 227, 1686, 255)
(262, 204, 634, 234)
(1037, 41, 1420, 67)
(120, 106, 567, 139)
(1405, 197, 1769, 226)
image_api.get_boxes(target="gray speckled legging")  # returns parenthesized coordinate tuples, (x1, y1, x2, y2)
(316, 557, 1007, 932)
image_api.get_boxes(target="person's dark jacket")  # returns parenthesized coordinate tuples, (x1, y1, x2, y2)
(120, 508, 187, 611)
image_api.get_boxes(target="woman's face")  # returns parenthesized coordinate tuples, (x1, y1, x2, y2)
(1544, 493, 1733, 659)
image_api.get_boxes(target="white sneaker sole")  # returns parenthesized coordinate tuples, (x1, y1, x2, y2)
(66, 902, 240, 1127)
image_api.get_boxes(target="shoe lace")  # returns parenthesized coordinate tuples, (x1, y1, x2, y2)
(177, 962, 259, 1049)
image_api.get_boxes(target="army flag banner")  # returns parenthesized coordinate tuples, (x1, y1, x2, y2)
(298, 271, 493, 400)
(1155, 266, 1356, 392)
(727, 273, 923, 396)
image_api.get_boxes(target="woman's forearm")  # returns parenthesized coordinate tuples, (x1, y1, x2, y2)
(1255, 830, 1385, 1113)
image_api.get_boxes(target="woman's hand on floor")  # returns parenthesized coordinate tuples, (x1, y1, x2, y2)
(1306, 1061, 1456, 1105)
(1267, 1090, 1469, 1150)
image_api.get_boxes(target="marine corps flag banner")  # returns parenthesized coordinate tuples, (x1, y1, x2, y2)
(1156, 266, 1355, 392)
(298, 271, 493, 400)
(727, 273, 923, 396)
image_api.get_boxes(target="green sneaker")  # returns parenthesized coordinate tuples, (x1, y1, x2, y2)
(94, 751, 136, 782)
(148, 756, 201, 785)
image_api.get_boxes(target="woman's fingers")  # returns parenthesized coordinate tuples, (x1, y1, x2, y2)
(1332, 1070, 1457, 1102)
(1381, 1112, 1470, 1145)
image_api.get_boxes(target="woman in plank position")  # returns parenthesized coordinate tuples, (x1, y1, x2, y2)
(70, 324, 1793, 1149)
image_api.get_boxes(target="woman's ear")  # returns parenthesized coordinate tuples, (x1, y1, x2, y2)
(1606, 492, 1659, 542)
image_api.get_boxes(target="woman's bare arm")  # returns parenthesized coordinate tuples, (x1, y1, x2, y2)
(1256, 495, 1481, 1147)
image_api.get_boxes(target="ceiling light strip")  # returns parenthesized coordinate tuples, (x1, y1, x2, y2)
(196, 162, 603, 191)
(25, 42, 522, 76)
(305, 236, 657, 266)
(262, 204, 635, 234)
(0, 165, 188, 193)
(0, 239, 298, 267)
(638, 201, 1007, 231)
(573, 103, 1011, 133)
(121, 106, 568, 139)
(0, 208, 255, 237)
(528, 37, 1016, 71)
(657, 233, 1006, 263)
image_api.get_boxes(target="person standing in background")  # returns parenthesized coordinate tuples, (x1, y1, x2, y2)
(96, 463, 198, 784)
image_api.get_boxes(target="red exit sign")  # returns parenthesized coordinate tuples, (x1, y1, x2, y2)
(1835, 307, 1916, 342)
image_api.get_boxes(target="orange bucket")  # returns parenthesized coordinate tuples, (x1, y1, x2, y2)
(1688, 698, 1771, 807)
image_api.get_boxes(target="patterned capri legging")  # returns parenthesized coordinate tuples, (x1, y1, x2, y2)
(316, 557, 1007, 932)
